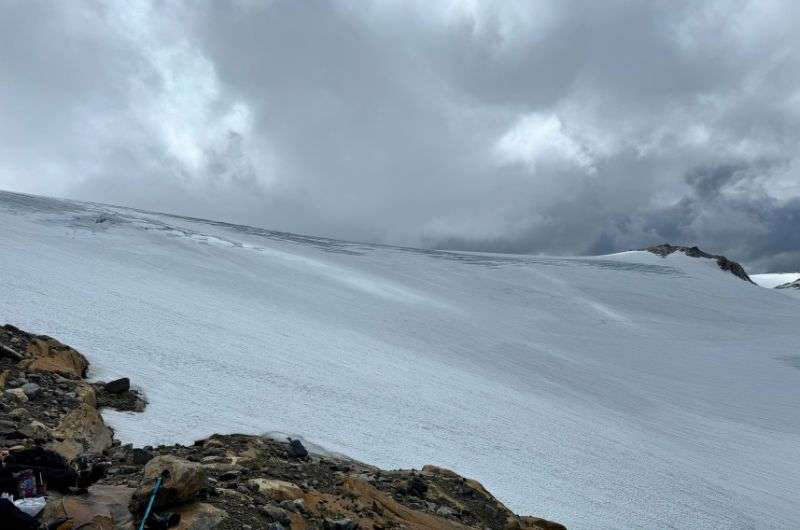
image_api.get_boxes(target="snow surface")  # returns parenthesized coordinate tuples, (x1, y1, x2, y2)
(1, 191, 799, 529)
(752, 273, 800, 289)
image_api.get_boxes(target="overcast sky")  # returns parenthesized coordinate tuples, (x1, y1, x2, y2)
(2, 1, 799, 271)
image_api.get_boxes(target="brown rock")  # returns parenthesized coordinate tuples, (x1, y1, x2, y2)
(20, 338, 89, 378)
(131, 456, 208, 514)
(173, 502, 227, 530)
(47, 403, 113, 460)
(40, 485, 135, 529)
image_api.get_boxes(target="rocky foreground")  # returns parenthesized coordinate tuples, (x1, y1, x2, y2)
(0, 324, 564, 530)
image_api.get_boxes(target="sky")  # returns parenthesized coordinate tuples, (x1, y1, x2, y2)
(1, 0, 799, 272)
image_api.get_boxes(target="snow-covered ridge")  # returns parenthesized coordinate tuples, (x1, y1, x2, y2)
(1, 190, 799, 530)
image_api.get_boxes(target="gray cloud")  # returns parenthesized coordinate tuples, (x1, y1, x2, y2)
(1, 0, 799, 272)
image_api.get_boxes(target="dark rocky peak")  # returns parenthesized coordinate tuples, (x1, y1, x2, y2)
(643, 244, 754, 284)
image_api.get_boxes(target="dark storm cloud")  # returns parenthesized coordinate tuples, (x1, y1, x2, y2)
(1, 0, 799, 271)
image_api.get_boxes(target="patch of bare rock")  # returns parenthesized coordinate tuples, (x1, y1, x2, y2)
(0, 324, 565, 529)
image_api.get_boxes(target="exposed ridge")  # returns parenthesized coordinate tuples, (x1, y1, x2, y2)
(643, 244, 754, 283)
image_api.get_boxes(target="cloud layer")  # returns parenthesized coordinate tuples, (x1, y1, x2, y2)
(1, 0, 799, 271)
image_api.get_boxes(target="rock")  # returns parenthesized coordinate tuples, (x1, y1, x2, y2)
(131, 447, 153, 465)
(324, 518, 358, 530)
(75, 383, 97, 407)
(0, 419, 17, 434)
(20, 337, 89, 378)
(5, 387, 28, 402)
(47, 403, 113, 460)
(172, 502, 226, 530)
(266, 524, 286, 530)
(19, 420, 51, 441)
(246, 478, 303, 501)
(399, 475, 428, 498)
(104, 377, 130, 394)
(218, 470, 240, 482)
(518, 516, 568, 530)
(436, 505, 456, 517)
(8, 408, 31, 420)
(287, 438, 308, 458)
(21, 382, 40, 398)
(40, 484, 135, 529)
(130, 455, 207, 514)
(260, 505, 291, 524)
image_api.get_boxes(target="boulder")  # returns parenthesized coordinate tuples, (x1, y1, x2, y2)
(20, 338, 89, 378)
(130, 456, 207, 514)
(4, 387, 28, 402)
(47, 403, 113, 460)
(104, 377, 130, 394)
(40, 485, 134, 529)
(287, 438, 308, 458)
(21, 382, 40, 398)
(246, 479, 303, 501)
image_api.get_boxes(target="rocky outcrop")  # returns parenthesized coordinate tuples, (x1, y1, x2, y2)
(20, 336, 90, 379)
(1, 323, 566, 529)
(776, 277, 800, 289)
(644, 244, 754, 283)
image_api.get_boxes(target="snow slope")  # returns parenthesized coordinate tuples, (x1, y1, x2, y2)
(752, 273, 800, 289)
(1, 190, 799, 530)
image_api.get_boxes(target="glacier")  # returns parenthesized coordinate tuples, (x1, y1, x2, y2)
(1, 190, 799, 529)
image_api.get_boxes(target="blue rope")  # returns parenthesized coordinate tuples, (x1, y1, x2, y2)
(138, 476, 163, 530)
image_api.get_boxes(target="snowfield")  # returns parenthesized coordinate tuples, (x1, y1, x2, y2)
(1, 191, 799, 529)
(752, 273, 800, 289)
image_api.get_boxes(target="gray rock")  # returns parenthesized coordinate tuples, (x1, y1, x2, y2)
(324, 519, 358, 530)
(260, 505, 290, 525)
(132, 448, 153, 466)
(0, 419, 18, 434)
(21, 382, 41, 398)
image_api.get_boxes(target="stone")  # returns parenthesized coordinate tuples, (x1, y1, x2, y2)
(21, 382, 41, 398)
(132, 448, 153, 465)
(40, 484, 135, 529)
(246, 479, 303, 501)
(324, 518, 358, 530)
(8, 408, 31, 420)
(260, 505, 290, 524)
(170, 503, 226, 530)
(5, 387, 28, 402)
(130, 456, 207, 513)
(47, 403, 113, 460)
(104, 377, 130, 394)
(20, 420, 51, 441)
(287, 438, 308, 458)
(436, 505, 456, 517)
(0, 419, 17, 433)
(20, 338, 89, 378)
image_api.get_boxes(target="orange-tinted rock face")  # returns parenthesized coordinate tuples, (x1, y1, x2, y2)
(21, 337, 89, 378)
